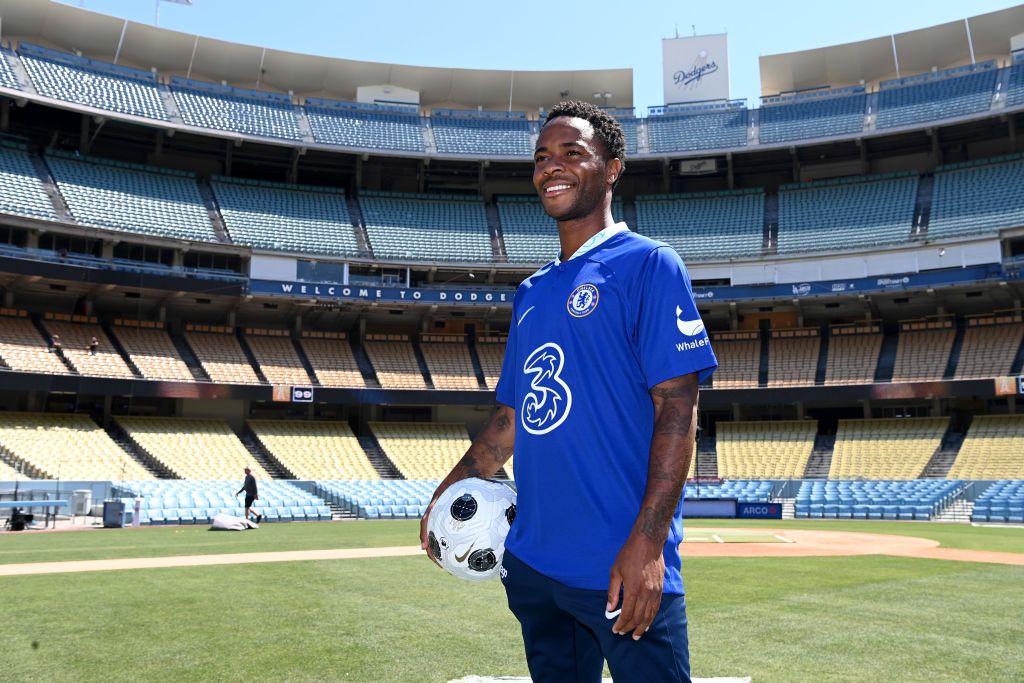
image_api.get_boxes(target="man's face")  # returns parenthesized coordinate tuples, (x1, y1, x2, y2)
(533, 117, 613, 222)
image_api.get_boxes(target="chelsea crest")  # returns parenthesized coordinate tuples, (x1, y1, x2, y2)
(567, 284, 599, 318)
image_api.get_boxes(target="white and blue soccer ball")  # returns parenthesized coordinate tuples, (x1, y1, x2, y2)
(427, 478, 516, 582)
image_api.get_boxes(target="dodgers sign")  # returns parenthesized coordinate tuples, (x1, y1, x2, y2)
(662, 34, 730, 104)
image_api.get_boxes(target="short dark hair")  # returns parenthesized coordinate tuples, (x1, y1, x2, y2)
(544, 100, 626, 171)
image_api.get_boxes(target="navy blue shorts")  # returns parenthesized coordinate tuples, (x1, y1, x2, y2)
(501, 550, 690, 683)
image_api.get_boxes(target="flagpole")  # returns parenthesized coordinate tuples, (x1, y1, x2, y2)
(155, 0, 160, 26)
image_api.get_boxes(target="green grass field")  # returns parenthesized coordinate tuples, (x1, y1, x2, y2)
(1, 520, 1022, 682)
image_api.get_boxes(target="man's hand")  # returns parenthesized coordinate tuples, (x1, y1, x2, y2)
(606, 531, 665, 640)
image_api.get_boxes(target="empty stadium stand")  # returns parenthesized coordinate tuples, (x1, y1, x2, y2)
(715, 421, 817, 479)
(299, 332, 365, 388)
(1007, 62, 1024, 108)
(46, 151, 216, 242)
(243, 329, 311, 387)
(212, 177, 360, 256)
(954, 314, 1024, 380)
(635, 189, 764, 261)
(362, 334, 427, 389)
(115, 480, 330, 524)
(876, 63, 997, 130)
(971, 480, 1024, 524)
(0, 48, 22, 90)
(475, 335, 506, 390)
(947, 415, 1024, 480)
(170, 77, 302, 140)
(430, 110, 532, 156)
(0, 142, 58, 221)
(0, 412, 152, 481)
(708, 331, 760, 388)
(828, 417, 948, 480)
(419, 334, 480, 390)
(0, 309, 71, 375)
(305, 100, 425, 151)
(685, 479, 774, 503)
(795, 479, 963, 520)
(891, 318, 955, 382)
(777, 173, 918, 254)
(767, 328, 820, 387)
(116, 416, 269, 480)
(646, 102, 749, 152)
(183, 325, 262, 384)
(758, 87, 866, 144)
(824, 323, 883, 385)
(360, 191, 492, 262)
(316, 479, 437, 519)
(248, 420, 378, 481)
(110, 320, 193, 382)
(929, 155, 1024, 240)
(42, 314, 135, 379)
(369, 422, 471, 480)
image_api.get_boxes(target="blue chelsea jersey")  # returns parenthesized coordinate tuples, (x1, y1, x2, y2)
(495, 224, 717, 593)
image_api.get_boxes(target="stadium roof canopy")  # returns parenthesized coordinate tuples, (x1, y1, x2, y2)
(759, 4, 1024, 96)
(0, 0, 633, 112)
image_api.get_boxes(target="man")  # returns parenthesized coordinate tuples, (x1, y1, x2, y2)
(422, 101, 717, 682)
(236, 467, 262, 524)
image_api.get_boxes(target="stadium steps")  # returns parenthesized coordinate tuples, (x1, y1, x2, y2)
(933, 498, 973, 524)
(912, 173, 934, 239)
(802, 434, 835, 478)
(763, 192, 779, 255)
(235, 423, 293, 480)
(346, 196, 374, 258)
(465, 333, 489, 390)
(485, 202, 508, 263)
(293, 105, 316, 145)
(1010, 331, 1024, 375)
(30, 152, 74, 221)
(195, 179, 232, 243)
(943, 320, 966, 380)
(105, 419, 177, 479)
(328, 501, 355, 521)
(102, 323, 145, 379)
(169, 332, 211, 382)
(921, 427, 965, 478)
(780, 498, 796, 520)
(291, 333, 321, 387)
(235, 330, 270, 384)
(814, 328, 829, 385)
(864, 92, 879, 132)
(155, 84, 184, 124)
(757, 330, 770, 387)
(421, 123, 436, 154)
(3, 50, 38, 95)
(695, 436, 718, 477)
(349, 336, 381, 388)
(31, 315, 76, 374)
(874, 327, 899, 382)
(992, 67, 1013, 109)
(356, 433, 403, 479)
(410, 337, 435, 389)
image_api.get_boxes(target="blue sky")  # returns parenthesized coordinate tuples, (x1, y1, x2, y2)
(62, 0, 1022, 110)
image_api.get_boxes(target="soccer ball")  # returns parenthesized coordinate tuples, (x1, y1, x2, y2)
(426, 478, 517, 582)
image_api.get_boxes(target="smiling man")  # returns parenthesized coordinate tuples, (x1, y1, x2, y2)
(422, 100, 716, 682)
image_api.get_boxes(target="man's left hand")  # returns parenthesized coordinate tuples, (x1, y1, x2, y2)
(606, 531, 664, 640)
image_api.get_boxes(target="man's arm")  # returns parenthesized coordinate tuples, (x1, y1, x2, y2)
(607, 372, 698, 640)
(419, 404, 516, 562)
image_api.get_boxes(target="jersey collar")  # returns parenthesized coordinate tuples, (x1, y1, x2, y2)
(555, 222, 628, 265)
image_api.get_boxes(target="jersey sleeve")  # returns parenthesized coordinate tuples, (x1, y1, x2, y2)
(494, 299, 519, 408)
(635, 246, 717, 389)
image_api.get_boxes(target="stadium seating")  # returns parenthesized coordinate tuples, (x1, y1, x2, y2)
(183, 325, 262, 384)
(370, 422, 472, 480)
(212, 177, 360, 256)
(758, 88, 866, 144)
(0, 310, 71, 375)
(0, 412, 152, 481)
(647, 104, 749, 152)
(954, 314, 1024, 380)
(708, 332, 760, 388)
(362, 334, 427, 389)
(170, 78, 302, 140)
(0, 143, 58, 221)
(0, 457, 24, 479)
(947, 415, 1024, 480)
(116, 416, 268, 480)
(715, 421, 817, 479)
(305, 100, 425, 151)
(17, 44, 168, 120)
(243, 329, 311, 387)
(1006, 63, 1024, 108)
(430, 110, 532, 156)
(929, 155, 1024, 239)
(795, 480, 962, 520)
(419, 334, 480, 390)
(685, 480, 773, 503)
(891, 319, 955, 382)
(611, 111, 639, 155)
(828, 417, 948, 480)
(777, 173, 918, 254)
(360, 191, 492, 262)
(824, 324, 882, 385)
(0, 48, 22, 90)
(46, 151, 216, 242)
(42, 314, 135, 379)
(116, 480, 330, 525)
(316, 479, 438, 519)
(110, 321, 193, 382)
(971, 480, 1024, 524)
(635, 190, 764, 261)
(248, 420, 378, 481)
(299, 332, 365, 388)
(767, 328, 820, 387)
(496, 196, 624, 264)
(876, 64, 997, 130)
(475, 336, 506, 390)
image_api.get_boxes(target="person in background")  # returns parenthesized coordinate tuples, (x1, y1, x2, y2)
(236, 467, 262, 524)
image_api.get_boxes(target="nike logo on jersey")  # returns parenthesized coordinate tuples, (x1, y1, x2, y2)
(517, 306, 536, 327)
(605, 608, 622, 620)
